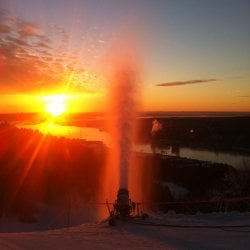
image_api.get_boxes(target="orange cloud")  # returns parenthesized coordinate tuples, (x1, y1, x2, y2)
(0, 8, 102, 95)
(18, 21, 42, 37)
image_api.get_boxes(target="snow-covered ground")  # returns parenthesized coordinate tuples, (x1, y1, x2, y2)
(0, 211, 250, 249)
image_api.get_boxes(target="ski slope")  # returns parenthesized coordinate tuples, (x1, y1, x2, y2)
(0, 212, 249, 249)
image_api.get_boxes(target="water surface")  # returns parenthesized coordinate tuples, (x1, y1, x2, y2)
(20, 122, 250, 169)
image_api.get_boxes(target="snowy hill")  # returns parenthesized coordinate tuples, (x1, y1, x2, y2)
(0, 212, 250, 249)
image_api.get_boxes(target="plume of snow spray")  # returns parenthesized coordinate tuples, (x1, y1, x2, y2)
(151, 119, 163, 135)
(151, 119, 163, 154)
(100, 18, 142, 207)
(110, 68, 137, 189)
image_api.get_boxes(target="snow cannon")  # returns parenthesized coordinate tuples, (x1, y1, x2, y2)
(114, 188, 134, 217)
(106, 188, 148, 226)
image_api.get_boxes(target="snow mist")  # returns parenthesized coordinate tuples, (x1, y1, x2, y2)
(98, 21, 144, 214)
(100, 65, 138, 208)
(102, 32, 141, 204)
(110, 68, 137, 190)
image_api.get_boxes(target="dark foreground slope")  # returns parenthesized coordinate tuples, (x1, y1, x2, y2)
(0, 124, 249, 223)
(0, 124, 107, 222)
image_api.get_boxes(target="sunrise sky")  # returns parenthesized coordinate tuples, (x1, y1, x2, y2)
(0, 0, 249, 113)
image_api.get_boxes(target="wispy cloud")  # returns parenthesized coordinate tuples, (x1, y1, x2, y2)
(155, 79, 217, 87)
(18, 21, 42, 37)
(0, 8, 101, 94)
(237, 95, 250, 98)
(0, 23, 10, 33)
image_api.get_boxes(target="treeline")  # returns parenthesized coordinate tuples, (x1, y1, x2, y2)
(0, 124, 107, 222)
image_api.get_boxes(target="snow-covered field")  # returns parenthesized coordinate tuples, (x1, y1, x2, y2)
(0, 212, 250, 249)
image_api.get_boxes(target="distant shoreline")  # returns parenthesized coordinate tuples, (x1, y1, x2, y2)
(0, 111, 250, 120)
(140, 111, 250, 118)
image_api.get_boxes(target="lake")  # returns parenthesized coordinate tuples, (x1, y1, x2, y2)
(19, 122, 250, 169)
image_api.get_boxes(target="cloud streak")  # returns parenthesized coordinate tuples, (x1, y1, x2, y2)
(155, 79, 217, 87)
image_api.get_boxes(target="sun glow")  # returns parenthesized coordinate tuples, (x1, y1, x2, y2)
(43, 95, 68, 117)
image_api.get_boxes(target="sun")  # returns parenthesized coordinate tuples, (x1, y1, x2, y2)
(46, 100, 65, 116)
(43, 95, 68, 117)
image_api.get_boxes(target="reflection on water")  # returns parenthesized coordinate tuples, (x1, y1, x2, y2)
(19, 122, 110, 145)
(136, 144, 250, 169)
(19, 123, 250, 169)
